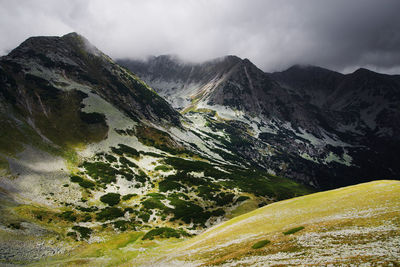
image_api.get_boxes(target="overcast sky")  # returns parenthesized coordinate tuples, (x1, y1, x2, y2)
(1, 0, 400, 73)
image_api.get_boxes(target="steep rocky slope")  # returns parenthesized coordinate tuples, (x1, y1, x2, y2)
(119, 56, 400, 188)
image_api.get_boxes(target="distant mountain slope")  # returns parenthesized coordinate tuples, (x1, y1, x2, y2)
(270, 65, 400, 138)
(269, 65, 344, 107)
(38, 180, 400, 266)
(119, 56, 400, 188)
(117, 55, 252, 109)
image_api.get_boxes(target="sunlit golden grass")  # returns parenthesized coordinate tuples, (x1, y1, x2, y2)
(32, 180, 400, 266)
(136, 180, 400, 265)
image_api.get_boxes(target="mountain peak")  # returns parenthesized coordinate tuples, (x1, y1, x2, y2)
(61, 32, 81, 39)
(352, 67, 375, 75)
(149, 54, 185, 66)
(6, 32, 94, 58)
(215, 55, 242, 65)
(288, 64, 313, 70)
(286, 64, 335, 73)
(224, 55, 242, 61)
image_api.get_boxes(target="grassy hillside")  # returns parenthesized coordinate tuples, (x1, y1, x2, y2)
(34, 180, 400, 266)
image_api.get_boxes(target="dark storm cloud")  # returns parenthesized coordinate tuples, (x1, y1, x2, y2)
(1, 0, 400, 73)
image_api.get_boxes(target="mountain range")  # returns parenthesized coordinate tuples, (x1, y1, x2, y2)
(0, 33, 399, 265)
(119, 55, 400, 188)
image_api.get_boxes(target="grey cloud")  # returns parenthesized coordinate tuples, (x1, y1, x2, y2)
(1, 0, 400, 73)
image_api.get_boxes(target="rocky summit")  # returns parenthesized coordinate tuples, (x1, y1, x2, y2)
(0, 33, 399, 266)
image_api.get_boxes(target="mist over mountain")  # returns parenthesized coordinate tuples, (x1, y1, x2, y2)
(2, 0, 400, 74)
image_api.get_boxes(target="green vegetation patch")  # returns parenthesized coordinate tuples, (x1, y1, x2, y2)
(105, 154, 117, 163)
(81, 161, 119, 184)
(218, 168, 312, 199)
(158, 179, 185, 192)
(113, 220, 134, 231)
(252, 239, 271, 249)
(96, 207, 125, 221)
(215, 192, 235, 206)
(66, 231, 78, 240)
(168, 198, 207, 224)
(111, 144, 140, 159)
(72, 225, 92, 240)
(119, 156, 138, 168)
(142, 227, 190, 240)
(122, 194, 137, 201)
(283, 226, 305, 235)
(140, 192, 222, 225)
(154, 164, 173, 172)
(135, 170, 149, 184)
(70, 175, 96, 189)
(75, 206, 98, 212)
(100, 193, 121, 206)
(235, 196, 250, 203)
(142, 194, 168, 210)
(138, 211, 150, 222)
(164, 157, 226, 179)
(59, 211, 77, 222)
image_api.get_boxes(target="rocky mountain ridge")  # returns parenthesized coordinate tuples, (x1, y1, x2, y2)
(119, 55, 400, 188)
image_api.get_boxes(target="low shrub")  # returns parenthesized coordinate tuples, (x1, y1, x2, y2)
(96, 207, 124, 221)
(66, 231, 77, 240)
(283, 226, 304, 235)
(252, 239, 270, 249)
(120, 156, 138, 168)
(70, 175, 95, 189)
(100, 193, 121, 206)
(235, 196, 250, 203)
(79, 179, 95, 189)
(59, 211, 77, 222)
(70, 176, 83, 183)
(122, 193, 137, 201)
(138, 211, 150, 222)
(158, 179, 185, 192)
(142, 198, 167, 210)
(113, 220, 130, 231)
(82, 161, 118, 184)
(142, 227, 190, 240)
(72, 226, 92, 239)
(112, 144, 140, 158)
(105, 154, 117, 163)
(154, 165, 173, 172)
